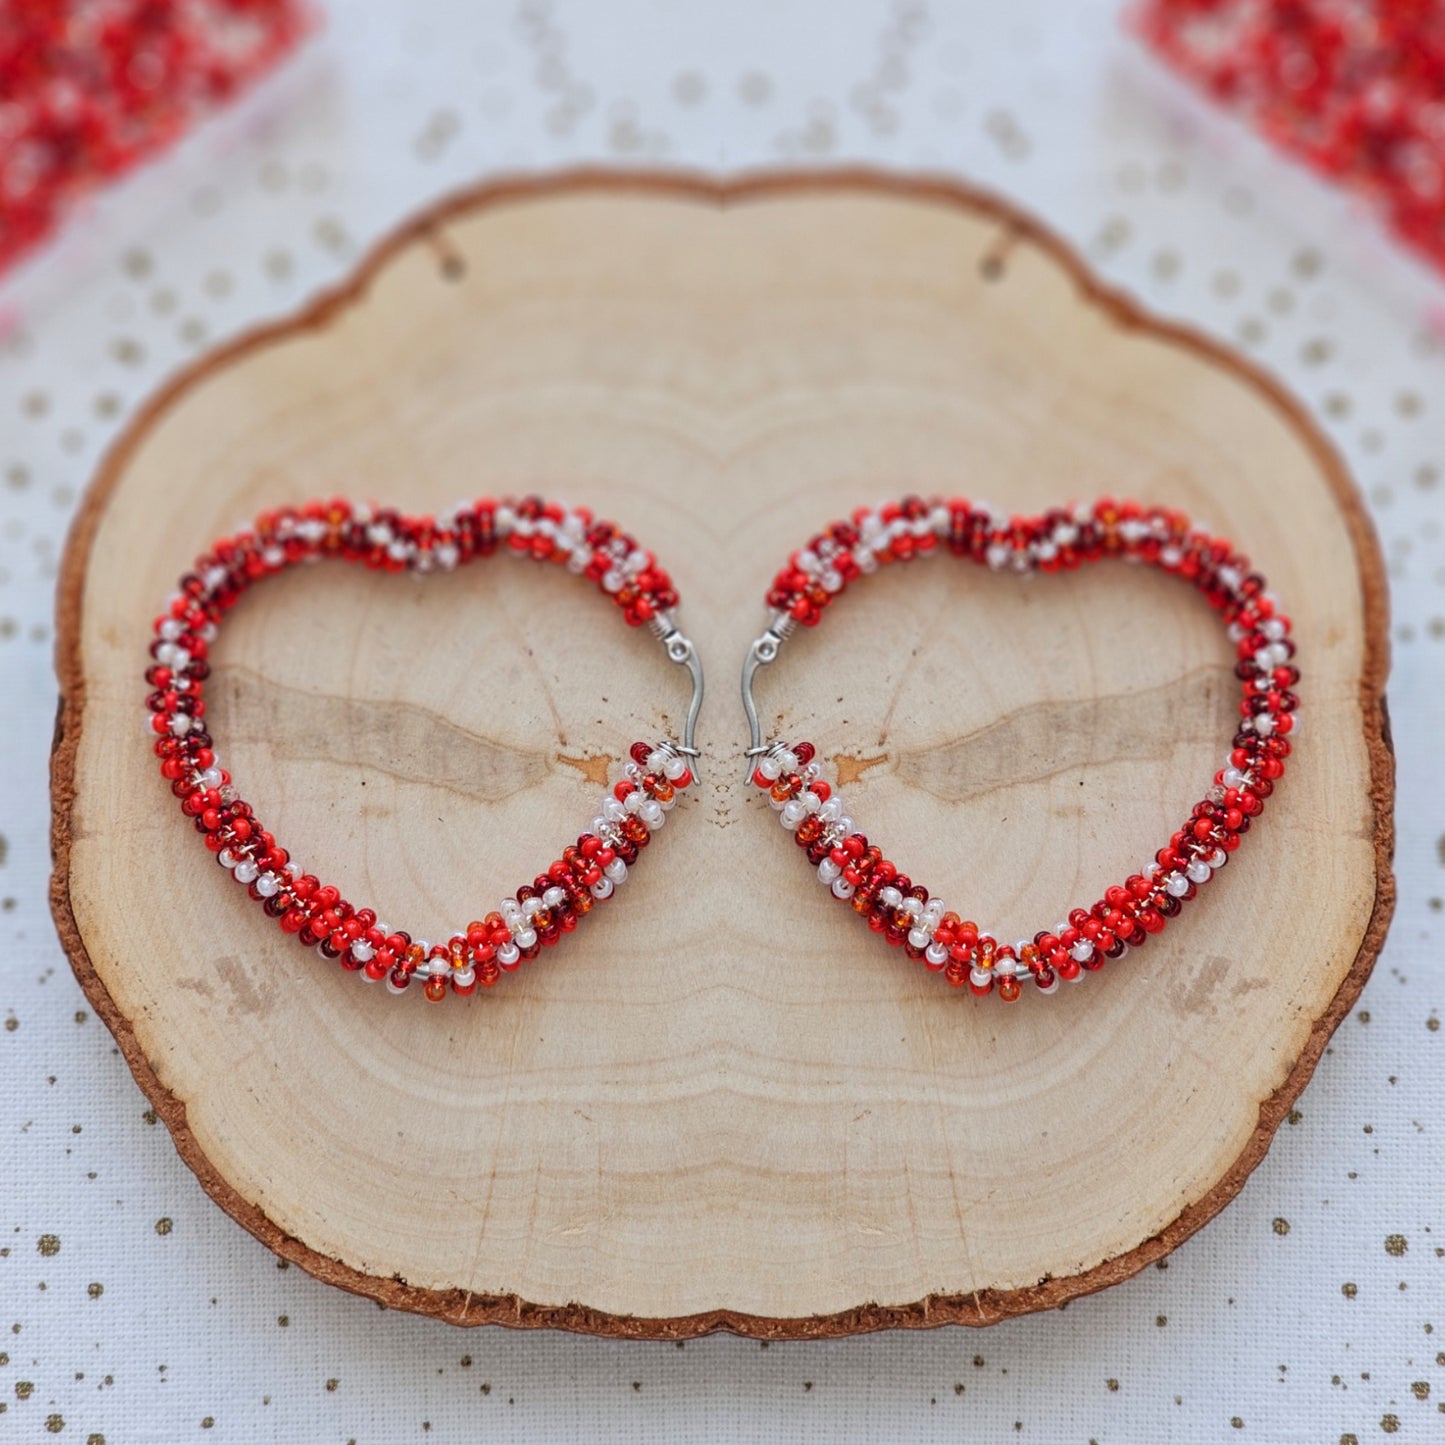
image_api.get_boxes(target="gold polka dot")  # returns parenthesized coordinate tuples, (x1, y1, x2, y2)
(45, 1414, 63, 1434)
(1272, 1217, 1290, 1236)
(739, 72, 772, 105)
(1342, 1282, 1357, 1298)
(37, 1234, 59, 1256)
(16, 1382, 33, 1400)
(1385, 1233, 1407, 1257)
(155, 1217, 173, 1236)
(672, 72, 705, 105)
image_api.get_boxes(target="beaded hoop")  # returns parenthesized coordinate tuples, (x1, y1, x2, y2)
(741, 497, 1298, 1003)
(146, 496, 704, 1002)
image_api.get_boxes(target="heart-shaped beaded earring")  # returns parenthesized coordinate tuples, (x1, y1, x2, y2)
(740, 496, 1297, 1003)
(146, 495, 704, 1002)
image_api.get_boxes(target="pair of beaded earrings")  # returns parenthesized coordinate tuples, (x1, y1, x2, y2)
(146, 494, 1297, 1006)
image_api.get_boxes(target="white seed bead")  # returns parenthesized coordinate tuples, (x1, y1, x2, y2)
(757, 756, 782, 782)
(907, 927, 931, 951)
(1070, 941, 1095, 963)
(970, 967, 993, 988)
(638, 800, 665, 829)
(1165, 872, 1190, 898)
(663, 756, 689, 782)
(496, 941, 520, 966)
(818, 858, 842, 884)
(542, 886, 566, 910)
(590, 877, 614, 901)
(232, 859, 259, 885)
(830, 877, 855, 900)
(255, 873, 280, 898)
(452, 968, 475, 988)
(429, 955, 450, 978)
(349, 940, 374, 963)
(879, 886, 902, 909)
(780, 800, 807, 829)
(925, 941, 949, 967)
(514, 928, 538, 950)
(777, 749, 799, 775)
(603, 858, 628, 884)
(646, 749, 669, 774)
(1186, 858, 1212, 885)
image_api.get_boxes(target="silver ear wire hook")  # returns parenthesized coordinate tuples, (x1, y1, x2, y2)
(649, 614, 704, 781)
(740, 611, 796, 777)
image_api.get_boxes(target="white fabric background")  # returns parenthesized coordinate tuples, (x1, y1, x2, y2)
(1, 2, 1441, 1440)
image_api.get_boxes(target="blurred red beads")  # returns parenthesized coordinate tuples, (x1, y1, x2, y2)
(0, 0, 312, 278)
(1136, 0, 1445, 275)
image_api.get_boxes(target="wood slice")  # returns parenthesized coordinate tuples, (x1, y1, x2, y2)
(50, 170, 1393, 1338)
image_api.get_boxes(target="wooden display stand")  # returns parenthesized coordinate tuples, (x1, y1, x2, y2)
(50, 172, 1393, 1338)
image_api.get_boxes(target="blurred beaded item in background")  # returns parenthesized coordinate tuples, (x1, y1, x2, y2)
(0, 0, 312, 278)
(1136, 0, 1445, 275)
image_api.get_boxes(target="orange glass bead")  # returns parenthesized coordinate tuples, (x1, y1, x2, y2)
(423, 976, 447, 1002)
(998, 977, 1021, 1003)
